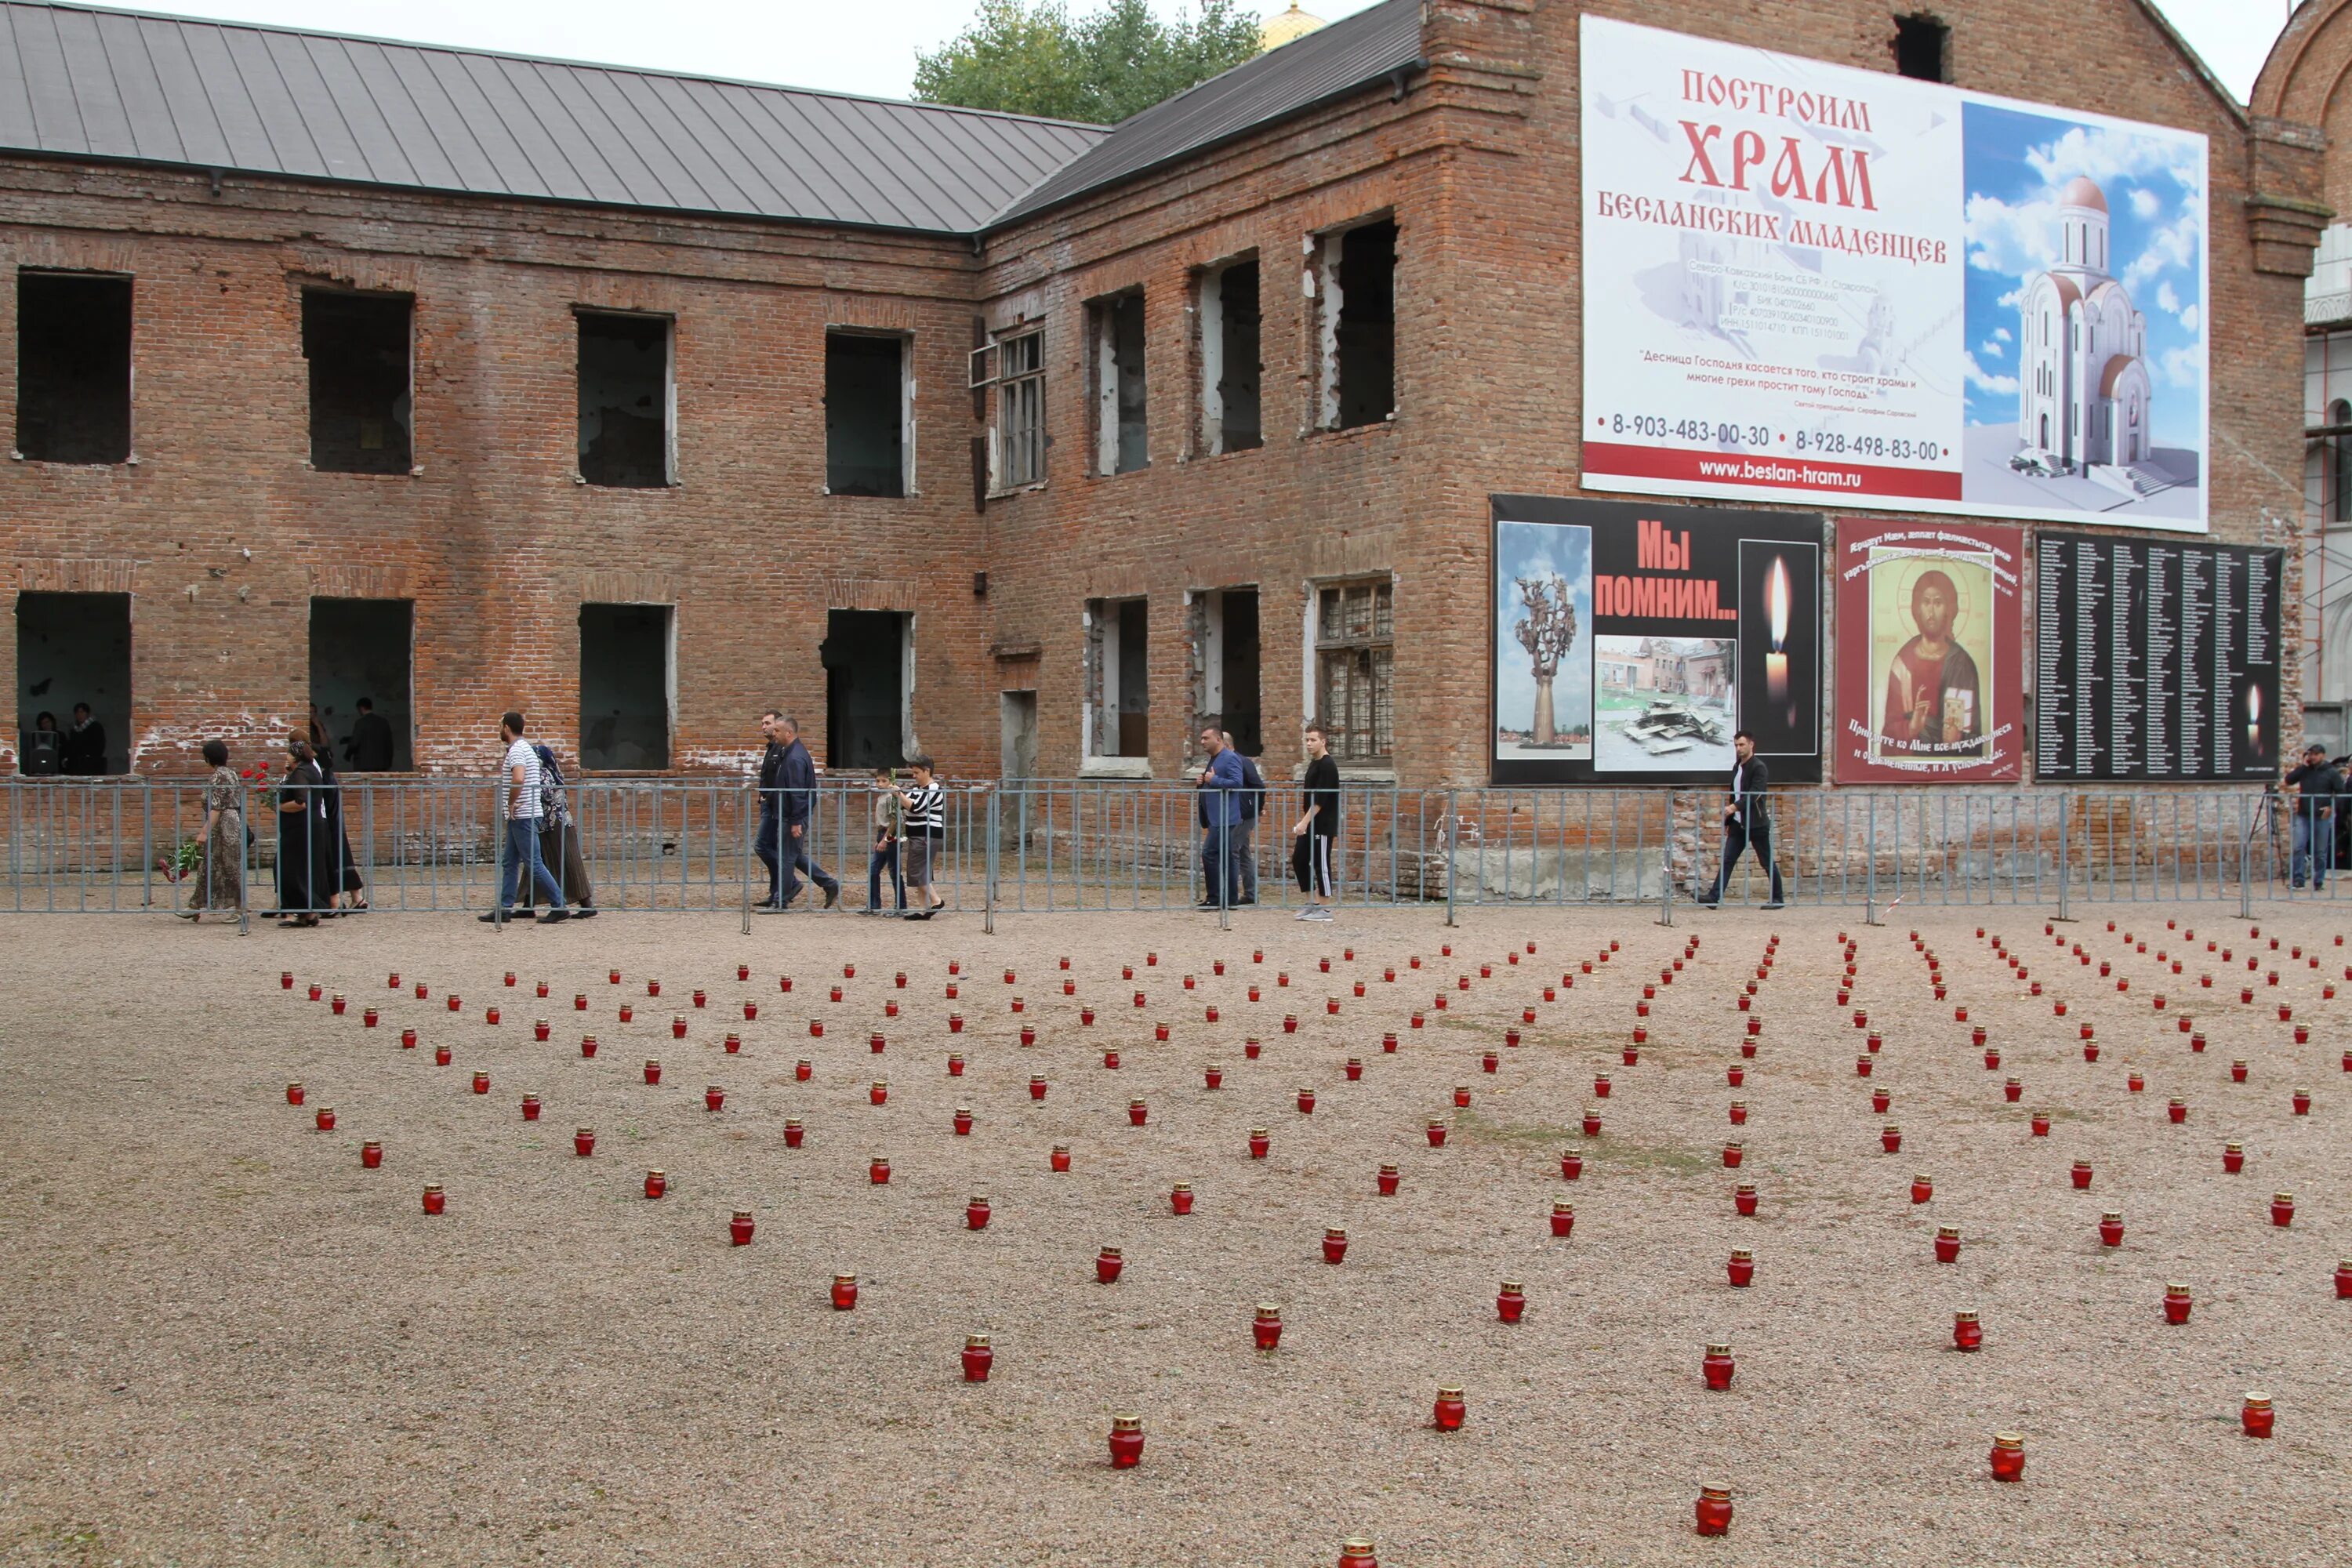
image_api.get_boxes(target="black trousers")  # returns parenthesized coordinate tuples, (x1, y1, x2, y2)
(1711, 815, 1784, 903)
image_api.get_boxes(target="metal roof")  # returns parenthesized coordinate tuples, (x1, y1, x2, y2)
(0, 0, 1106, 232)
(987, 0, 1423, 227)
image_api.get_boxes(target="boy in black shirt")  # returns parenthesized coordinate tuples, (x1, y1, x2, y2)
(1292, 722, 1341, 920)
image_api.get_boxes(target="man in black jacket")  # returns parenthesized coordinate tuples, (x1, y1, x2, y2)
(772, 714, 839, 911)
(2285, 743, 2342, 891)
(345, 697, 397, 771)
(60, 702, 107, 775)
(1697, 730, 1785, 909)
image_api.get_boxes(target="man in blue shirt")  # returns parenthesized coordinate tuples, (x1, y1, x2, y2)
(1225, 729, 1265, 906)
(1195, 724, 1245, 909)
(771, 714, 839, 911)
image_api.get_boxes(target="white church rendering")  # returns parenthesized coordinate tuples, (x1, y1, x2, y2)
(2016, 176, 2158, 495)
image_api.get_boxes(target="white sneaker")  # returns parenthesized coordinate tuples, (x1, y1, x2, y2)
(1294, 906, 1316, 920)
(1306, 906, 1335, 921)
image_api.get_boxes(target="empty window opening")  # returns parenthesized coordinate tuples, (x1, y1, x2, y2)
(309, 598, 413, 771)
(579, 603, 673, 769)
(1087, 597, 1150, 758)
(1315, 580, 1394, 762)
(1316, 220, 1396, 430)
(578, 313, 672, 488)
(1195, 587, 1261, 757)
(1000, 690, 1039, 782)
(17, 272, 132, 464)
(1092, 292, 1148, 474)
(1199, 260, 1262, 455)
(822, 609, 910, 771)
(303, 289, 412, 474)
(978, 328, 1046, 490)
(826, 332, 909, 496)
(1893, 15, 1949, 82)
(16, 591, 130, 775)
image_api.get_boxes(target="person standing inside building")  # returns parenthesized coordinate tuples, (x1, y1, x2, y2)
(1291, 721, 1340, 922)
(1697, 730, 1786, 909)
(180, 737, 245, 921)
(19, 711, 63, 775)
(867, 768, 906, 916)
(754, 711, 788, 909)
(1196, 724, 1244, 909)
(2285, 742, 2342, 891)
(61, 702, 107, 775)
(898, 756, 946, 919)
(521, 736, 597, 917)
(345, 696, 397, 772)
(1226, 731, 1265, 906)
(480, 710, 568, 924)
(774, 714, 839, 911)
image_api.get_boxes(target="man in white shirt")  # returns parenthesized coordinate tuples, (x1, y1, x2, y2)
(481, 710, 570, 924)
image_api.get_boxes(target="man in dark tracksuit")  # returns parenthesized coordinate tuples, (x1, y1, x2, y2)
(1697, 729, 1785, 909)
(774, 714, 838, 910)
(755, 711, 789, 908)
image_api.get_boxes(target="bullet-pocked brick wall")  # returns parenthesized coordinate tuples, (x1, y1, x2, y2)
(0, 0, 2324, 789)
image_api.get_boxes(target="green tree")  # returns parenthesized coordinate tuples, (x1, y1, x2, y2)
(914, 0, 1263, 125)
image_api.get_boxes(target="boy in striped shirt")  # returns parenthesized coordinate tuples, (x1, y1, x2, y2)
(897, 755, 947, 920)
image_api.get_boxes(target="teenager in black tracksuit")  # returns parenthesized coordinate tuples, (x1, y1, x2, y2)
(1699, 729, 1785, 909)
(1292, 722, 1341, 919)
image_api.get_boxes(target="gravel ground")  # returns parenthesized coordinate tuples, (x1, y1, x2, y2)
(1, 902, 2347, 1567)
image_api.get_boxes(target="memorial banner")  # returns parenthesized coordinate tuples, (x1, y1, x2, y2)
(1493, 495, 1821, 786)
(1834, 519, 2024, 782)
(1580, 16, 2209, 532)
(2033, 532, 2282, 781)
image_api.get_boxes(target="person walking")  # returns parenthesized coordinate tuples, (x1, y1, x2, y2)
(345, 696, 397, 771)
(1226, 731, 1265, 906)
(772, 714, 839, 911)
(480, 710, 569, 924)
(1697, 730, 1785, 909)
(180, 738, 245, 921)
(521, 737, 597, 916)
(1291, 721, 1341, 921)
(1195, 724, 1244, 909)
(310, 725, 367, 912)
(898, 756, 946, 918)
(866, 768, 906, 915)
(274, 735, 329, 927)
(61, 702, 107, 774)
(2285, 743, 2342, 891)
(754, 711, 788, 908)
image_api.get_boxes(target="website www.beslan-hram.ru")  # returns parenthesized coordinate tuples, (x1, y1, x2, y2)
(1697, 457, 1864, 488)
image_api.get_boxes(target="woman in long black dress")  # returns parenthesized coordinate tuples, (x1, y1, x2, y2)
(274, 737, 328, 927)
(310, 724, 368, 913)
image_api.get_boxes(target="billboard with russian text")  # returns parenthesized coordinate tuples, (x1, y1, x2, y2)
(1579, 16, 2209, 532)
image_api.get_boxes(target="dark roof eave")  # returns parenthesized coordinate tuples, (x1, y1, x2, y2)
(981, 56, 1426, 235)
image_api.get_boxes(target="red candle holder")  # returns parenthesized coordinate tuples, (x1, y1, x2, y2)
(314, 1105, 336, 1132)
(1625, 1037, 1642, 1059)
(421, 1183, 445, 1215)
(1377, 1162, 1401, 1196)
(1283, 1013, 1298, 1033)
(946, 1014, 963, 1035)
(434, 1044, 452, 1067)
(1243, 1038, 1262, 1060)
(1700, 1343, 1735, 1392)
(1320, 1226, 1348, 1265)
(1345, 1057, 1364, 1082)
(1249, 1127, 1270, 1159)
(1949, 1308, 1983, 1352)
(963, 1335, 993, 1382)
(869, 1081, 887, 1106)
(1729, 1100, 1748, 1126)
(1934, 1225, 1962, 1263)
(644, 1059, 663, 1086)
(2293, 1089, 2313, 1116)
(1129, 1098, 1149, 1127)
(1426, 1116, 1448, 1148)
(832, 1273, 858, 1311)
(1989, 1432, 2025, 1482)
(575, 993, 588, 1012)
(784, 1119, 804, 1149)
(401, 1028, 418, 1050)
(2271, 1191, 2296, 1227)
(1494, 1279, 1526, 1324)
(1593, 1073, 1612, 1099)
(644, 1169, 667, 1200)
(2241, 1391, 2275, 1439)
(2097, 1210, 2124, 1247)
(2223, 1140, 2245, 1173)
(2163, 1282, 2193, 1324)
(2070, 1159, 2092, 1189)
(1428, 1385, 1468, 1432)
(1560, 1150, 1583, 1181)
(869, 1156, 891, 1185)
(1855, 1054, 1872, 1078)
(703, 1084, 725, 1113)
(618, 1005, 633, 1024)
(1108, 1414, 1145, 1467)
(1723, 1139, 1744, 1167)
(2169, 1098, 2188, 1123)
(1726, 1247, 1755, 1287)
(1298, 1087, 1318, 1114)
(1051, 1143, 1071, 1172)
(1095, 1246, 1123, 1284)
(1881, 1124, 1902, 1154)
(966, 1194, 991, 1230)
(573, 1127, 596, 1157)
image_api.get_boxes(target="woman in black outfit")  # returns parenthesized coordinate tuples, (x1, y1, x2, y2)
(310, 722, 368, 912)
(274, 737, 329, 927)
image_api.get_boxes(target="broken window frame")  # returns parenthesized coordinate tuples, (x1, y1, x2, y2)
(576, 601, 676, 771)
(1194, 256, 1263, 457)
(1309, 217, 1398, 432)
(1083, 595, 1150, 762)
(575, 308, 677, 489)
(301, 285, 415, 476)
(981, 328, 1047, 492)
(1313, 579, 1395, 763)
(823, 328, 914, 498)
(15, 270, 134, 465)
(1891, 14, 1951, 82)
(1087, 289, 1149, 475)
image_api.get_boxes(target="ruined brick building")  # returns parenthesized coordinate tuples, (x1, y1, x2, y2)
(0, 0, 2326, 786)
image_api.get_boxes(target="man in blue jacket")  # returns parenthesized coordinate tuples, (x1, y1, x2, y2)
(1196, 724, 1245, 909)
(772, 713, 839, 911)
(1225, 730, 1265, 905)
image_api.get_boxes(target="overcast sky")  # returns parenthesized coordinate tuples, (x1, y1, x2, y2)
(128, 0, 2286, 109)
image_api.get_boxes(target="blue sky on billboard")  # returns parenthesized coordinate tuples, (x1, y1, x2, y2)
(1494, 521, 1595, 727)
(1958, 102, 2205, 447)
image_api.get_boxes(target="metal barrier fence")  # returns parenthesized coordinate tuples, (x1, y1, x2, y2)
(4, 776, 2346, 925)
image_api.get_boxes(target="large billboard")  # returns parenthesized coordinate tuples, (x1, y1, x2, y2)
(1579, 16, 2209, 532)
(2034, 532, 2283, 781)
(1493, 496, 1821, 786)
(1833, 518, 2025, 782)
